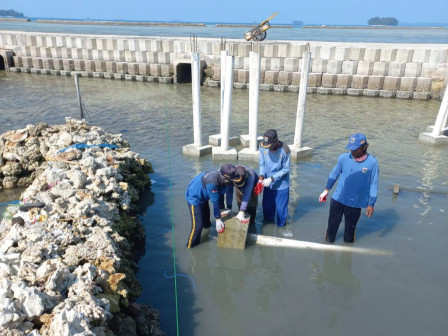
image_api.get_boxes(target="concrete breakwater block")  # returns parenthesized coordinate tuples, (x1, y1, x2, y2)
(217, 216, 250, 250)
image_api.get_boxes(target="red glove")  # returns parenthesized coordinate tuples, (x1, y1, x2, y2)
(253, 181, 263, 195)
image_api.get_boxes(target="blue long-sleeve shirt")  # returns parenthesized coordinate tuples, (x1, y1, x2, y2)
(325, 153, 379, 208)
(233, 167, 258, 211)
(185, 171, 233, 218)
(259, 144, 290, 190)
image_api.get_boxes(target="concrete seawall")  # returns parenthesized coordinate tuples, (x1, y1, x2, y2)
(0, 30, 447, 100)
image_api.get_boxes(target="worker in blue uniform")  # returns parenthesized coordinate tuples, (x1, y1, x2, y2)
(259, 129, 291, 227)
(220, 164, 260, 225)
(319, 133, 379, 243)
(185, 170, 233, 248)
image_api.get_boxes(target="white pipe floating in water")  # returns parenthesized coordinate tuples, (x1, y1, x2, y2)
(248, 234, 393, 256)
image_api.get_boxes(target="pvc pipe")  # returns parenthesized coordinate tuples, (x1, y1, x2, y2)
(220, 50, 228, 136)
(248, 234, 392, 256)
(431, 86, 448, 137)
(249, 51, 261, 151)
(74, 74, 84, 120)
(221, 55, 234, 151)
(191, 52, 202, 147)
(293, 48, 311, 149)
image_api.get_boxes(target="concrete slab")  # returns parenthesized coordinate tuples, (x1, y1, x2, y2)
(237, 148, 259, 161)
(289, 146, 313, 161)
(217, 216, 249, 250)
(418, 132, 448, 146)
(239, 134, 263, 148)
(212, 147, 238, 160)
(182, 144, 212, 157)
(209, 134, 240, 147)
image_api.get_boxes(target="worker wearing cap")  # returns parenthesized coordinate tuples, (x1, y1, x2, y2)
(319, 133, 379, 243)
(220, 164, 259, 225)
(259, 129, 291, 227)
(185, 170, 233, 248)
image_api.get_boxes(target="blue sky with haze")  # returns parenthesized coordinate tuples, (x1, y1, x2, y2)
(2, 0, 448, 25)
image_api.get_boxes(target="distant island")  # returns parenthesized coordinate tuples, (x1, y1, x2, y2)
(367, 16, 398, 26)
(0, 9, 25, 18)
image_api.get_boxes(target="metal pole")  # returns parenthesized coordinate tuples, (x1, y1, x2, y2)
(293, 45, 311, 149)
(221, 55, 234, 151)
(249, 50, 261, 151)
(191, 52, 202, 147)
(431, 87, 448, 136)
(74, 74, 84, 120)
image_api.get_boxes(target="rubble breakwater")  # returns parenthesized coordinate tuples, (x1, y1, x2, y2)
(0, 118, 163, 336)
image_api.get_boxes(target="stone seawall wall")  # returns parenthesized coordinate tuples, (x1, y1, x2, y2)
(1, 30, 447, 100)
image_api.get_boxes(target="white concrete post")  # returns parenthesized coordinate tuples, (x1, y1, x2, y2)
(431, 87, 448, 137)
(191, 52, 202, 147)
(221, 55, 234, 151)
(293, 48, 311, 149)
(220, 50, 228, 136)
(249, 51, 261, 151)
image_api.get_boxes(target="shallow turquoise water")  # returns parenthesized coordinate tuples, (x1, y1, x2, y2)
(0, 72, 447, 336)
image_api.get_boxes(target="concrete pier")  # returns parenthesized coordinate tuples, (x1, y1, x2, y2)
(0, 30, 447, 100)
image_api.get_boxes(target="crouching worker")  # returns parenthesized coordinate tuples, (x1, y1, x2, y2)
(220, 164, 260, 225)
(185, 170, 233, 248)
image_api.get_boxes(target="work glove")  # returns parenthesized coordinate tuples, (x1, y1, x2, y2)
(253, 181, 263, 195)
(220, 208, 231, 217)
(262, 177, 273, 187)
(216, 218, 225, 233)
(319, 189, 329, 203)
(235, 211, 250, 224)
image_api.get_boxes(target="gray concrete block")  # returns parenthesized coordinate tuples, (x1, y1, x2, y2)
(395, 49, 414, 63)
(310, 45, 321, 58)
(127, 63, 139, 75)
(287, 85, 300, 92)
(32, 58, 43, 69)
(61, 48, 72, 59)
(236, 69, 249, 83)
(71, 48, 83, 59)
(13, 56, 23, 67)
(125, 74, 136, 80)
(22, 57, 33, 68)
(332, 88, 347, 95)
(105, 61, 117, 73)
(379, 90, 396, 98)
(400, 77, 417, 91)
(135, 51, 147, 63)
(396, 91, 413, 99)
(311, 59, 327, 73)
(347, 88, 363, 96)
(50, 70, 60, 75)
(412, 49, 431, 63)
(86, 38, 97, 50)
(284, 58, 299, 72)
(94, 61, 106, 72)
(234, 56, 245, 70)
(273, 85, 287, 92)
(307, 87, 318, 93)
(116, 62, 128, 74)
(317, 87, 333, 94)
(261, 58, 270, 71)
(150, 40, 162, 51)
(351, 75, 368, 89)
(291, 72, 301, 86)
(290, 44, 306, 58)
(334, 47, 350, 61)
(60, 70, 71, 76)
(237, 44, 251, 57)
(388, 63, 406, 77)
(40, 47, 51, 58)
(308, 73, 322, 87)
(124, 51, 136, 63)
(42, 58, 54, 70)
(429, 49, 447, 64)
(30, 69, 41, 74)
(160, 64, 172, 77)
(136, 75, 146, 82)
(349, 47, 365, 61)
(162, 40, 174, 52)
(322, 73, 337, 88)
(415, 77, 433, 92)
(264, 71, 279, 84)
(404, 63, 422, 77)
(342, 60, 358, 75)
(50, 47, 62, 58)
(30, 47, 41, 57)
(367, 76, 385, 90)
(372, 62, 389, 76)
(363, 89, 380, 97)
(217, 216, 249, 250)
(102, 50, 114, 61)
(93, 72, 104, 78)
(263, 44, 278, 58)
(270, 58, 283, 71)
(146, 51, 158, 64)
(53, 59, 64, 70)
(158, 52, 170, 64)
(139, 63, 150, 76)
(260, 84, 274, 91)
(357, 61, 373, 75)
(128, 39, 140, 51)
(234, 83, 247, 89)
(364, 49, 381, 62)
(278, 44, 290, 57)
(84, 60, 95, 72)
(150, 64, 161, 76)
(320, 46, 335, 60)
(413, 92, 431, 100)
(92, 50, 102, 60)
(383, 76, 401, 91)
(278, 71, 292, 85)
(336, 74, 353, 88)
(327, 60, 342, 74)
(421, 63, 448, 79)
(113, 50, 125, 62)
(81, 71, 93, 78)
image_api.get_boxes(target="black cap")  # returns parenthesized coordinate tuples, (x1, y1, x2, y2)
(220, 164, 238, 180)
(260, 129, 278, 148)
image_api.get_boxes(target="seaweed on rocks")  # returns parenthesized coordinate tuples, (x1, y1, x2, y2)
(0, 118, 163, 336)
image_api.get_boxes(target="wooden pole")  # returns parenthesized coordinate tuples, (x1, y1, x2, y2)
(74, 74, 84, 120)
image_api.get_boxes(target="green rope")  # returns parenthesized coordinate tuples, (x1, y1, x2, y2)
(164, 84, 180, 336)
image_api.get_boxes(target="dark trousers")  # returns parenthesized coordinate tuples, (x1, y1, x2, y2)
(186, 201, 211, 248)
(326, 198, 361, 243)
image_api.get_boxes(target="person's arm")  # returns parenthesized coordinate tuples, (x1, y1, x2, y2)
(325, 155, 343, 190)
(206, 184, 222, 219)
(272, 147, 290, 182)
(366, 160, 379, 217)
(225, 184, 233, 209)
(239, 173, 256, 211)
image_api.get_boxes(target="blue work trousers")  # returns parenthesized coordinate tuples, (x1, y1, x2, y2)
(262, 187, 289, 227)
(326, 198, 361, 243)
(186, 202, 211, 248)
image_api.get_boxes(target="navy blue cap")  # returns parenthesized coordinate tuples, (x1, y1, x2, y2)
(260, 129, 278, 148)
(346, 133, 367, 150)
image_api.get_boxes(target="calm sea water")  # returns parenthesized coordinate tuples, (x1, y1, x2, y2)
(1, 20, 448, 44)
(0, 71, 447, 336)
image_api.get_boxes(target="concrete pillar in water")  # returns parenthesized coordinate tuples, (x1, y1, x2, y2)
(290, 45, 314, 161)
(239, 50, 262, 161)
(419, 87, 448, 146)
(182, 52, 212, 157)
(213, 55, 237, 160)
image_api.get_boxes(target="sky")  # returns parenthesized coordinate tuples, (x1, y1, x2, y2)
(2, 0, 448, 25)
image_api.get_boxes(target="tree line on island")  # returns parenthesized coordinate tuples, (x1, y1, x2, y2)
(0, 9, 25, 18)
(367, 17, 398, 26)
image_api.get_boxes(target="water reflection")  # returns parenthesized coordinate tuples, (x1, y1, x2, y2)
(310, 251, 360, 328)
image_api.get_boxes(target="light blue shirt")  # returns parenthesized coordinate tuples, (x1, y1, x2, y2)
(326, 153, 379, 208)
(259, 144, 290, 190)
